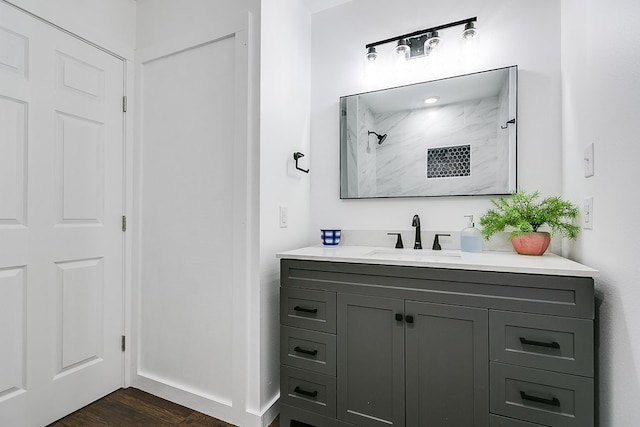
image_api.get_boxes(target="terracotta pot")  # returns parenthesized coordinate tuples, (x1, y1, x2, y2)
(511, 232, 551, 255)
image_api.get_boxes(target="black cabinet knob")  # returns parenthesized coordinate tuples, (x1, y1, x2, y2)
(405, 315, 414, 324)
(395, 313, 403, 322)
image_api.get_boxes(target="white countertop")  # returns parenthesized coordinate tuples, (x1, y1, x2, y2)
(277, 245, 599, 278)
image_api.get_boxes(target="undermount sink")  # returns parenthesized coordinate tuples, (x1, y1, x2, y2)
(364, 249, 462, 261)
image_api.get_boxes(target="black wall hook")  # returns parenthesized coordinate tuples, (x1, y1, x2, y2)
(501, 118, 516, 129)
(293, 152, 309, 173)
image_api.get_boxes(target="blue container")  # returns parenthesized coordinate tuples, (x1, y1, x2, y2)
(321, 229, 341, 246)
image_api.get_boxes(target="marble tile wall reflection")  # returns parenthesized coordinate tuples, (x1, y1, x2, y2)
(344, 97, 378, 197)
(363, 96, 509, 197)
(496, 84, 511, 190)
(345, 96, 359, 196)
(357, 98, 377, 197)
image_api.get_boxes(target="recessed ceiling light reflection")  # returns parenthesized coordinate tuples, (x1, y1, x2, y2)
(424, 97, 440, 104)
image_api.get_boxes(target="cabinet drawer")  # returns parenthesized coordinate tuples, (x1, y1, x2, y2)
(490, 414, 545, 426)
(281, 287, 336, 333)
(281, 326, 336, 376)
(490, 363, 593, 427)
(281, 365, 336, 418)
(280, 404, 357, 427)
(490, 310, 593, 376)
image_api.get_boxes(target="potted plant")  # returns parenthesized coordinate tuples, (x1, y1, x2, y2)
(479, 190, 580, 255)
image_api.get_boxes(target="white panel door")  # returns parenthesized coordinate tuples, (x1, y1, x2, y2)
(0, 3, 124, 426)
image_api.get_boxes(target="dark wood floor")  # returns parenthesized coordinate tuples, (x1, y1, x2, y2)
(48, 388, 280, 427)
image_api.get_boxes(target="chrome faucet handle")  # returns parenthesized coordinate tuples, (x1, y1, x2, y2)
(432, 233, 451, 251)
(387, 233, 404, 249)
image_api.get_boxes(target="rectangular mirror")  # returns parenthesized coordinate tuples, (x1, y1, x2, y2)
(340, 66, 517, 199)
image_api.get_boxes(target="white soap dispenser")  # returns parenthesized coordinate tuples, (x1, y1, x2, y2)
(461, 215, 482, 253)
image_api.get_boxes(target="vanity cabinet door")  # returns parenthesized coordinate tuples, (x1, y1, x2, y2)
(337, 293, 405, 427)
(405, 301, 490, 427)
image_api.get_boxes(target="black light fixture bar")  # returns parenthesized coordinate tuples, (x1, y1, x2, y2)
(365, 17, 477, 49)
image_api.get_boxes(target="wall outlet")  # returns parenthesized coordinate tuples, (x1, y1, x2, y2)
(584, 143, 594, 177)
(279, 206, 288, 228)
(583, 197, 593, 229)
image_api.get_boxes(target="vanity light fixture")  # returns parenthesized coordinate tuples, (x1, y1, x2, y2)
(365, 17, 478, 62)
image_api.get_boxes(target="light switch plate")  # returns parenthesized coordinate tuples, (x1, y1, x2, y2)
(583, 197, 593, 229)
(584, 143, 594, 177)
(279, 206, 288, 228)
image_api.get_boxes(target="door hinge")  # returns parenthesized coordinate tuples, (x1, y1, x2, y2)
(121, 335, 126, 352)
(122, 95, 128, 113)
(122, 215, 127, 232)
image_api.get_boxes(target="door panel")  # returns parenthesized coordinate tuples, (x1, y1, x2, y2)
(405, 301, 489, 427)
(56, 258, 104, 375)
(55, 111, 105, 223)
(0, 2, 124, 426)
(56, 51, 105, 100)
(0, 95, 27, 225)
(139, 36, 236, 400)
(337, 293, 405, 427)
(0, 25, 28, 77)
(0, 267, 26, 398)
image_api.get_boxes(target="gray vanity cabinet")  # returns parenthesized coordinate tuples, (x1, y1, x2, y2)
(279, 258, 595, 427)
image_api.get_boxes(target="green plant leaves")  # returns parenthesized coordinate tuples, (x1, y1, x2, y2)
(479, 191, 580, 240)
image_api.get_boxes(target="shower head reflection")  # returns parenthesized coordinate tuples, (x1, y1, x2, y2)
(368, 131, 388, 145)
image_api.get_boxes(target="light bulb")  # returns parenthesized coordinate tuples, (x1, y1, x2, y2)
(461, 22, 478, 40)
(426, 31, 441, 50)
(394, 39, 410, 59)
(365, 46, 378, 62)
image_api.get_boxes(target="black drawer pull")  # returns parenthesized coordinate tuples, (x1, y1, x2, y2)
(405, 315, 414, 324)
(293, 306, 318, 314)
(293, 346, 318, 356)
(519, 337, 561, 349)
(294, 386, 318, 398)
(520, 391, 561, 407)
(395, 313, 403, 322)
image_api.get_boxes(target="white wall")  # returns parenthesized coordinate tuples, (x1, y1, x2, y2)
(310, 0, 562, 239)
(562, 0, 640, 424)
(260, 0, 312, 411)
(134, 1, 266, 425)
(136, 0, 256, 50)
(137, 33, 239, 411)
(4, 0, 136, 56)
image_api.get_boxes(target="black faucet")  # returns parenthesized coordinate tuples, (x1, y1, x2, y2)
(387, 232, 404, 249)
(412, 214, 422, 249)
(432, 233, 451, 250)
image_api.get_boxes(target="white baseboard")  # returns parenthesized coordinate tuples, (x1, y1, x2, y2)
(133, 374, 280, 427)
(135, 374, 235, 424)
(257, 394, 280, 427)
